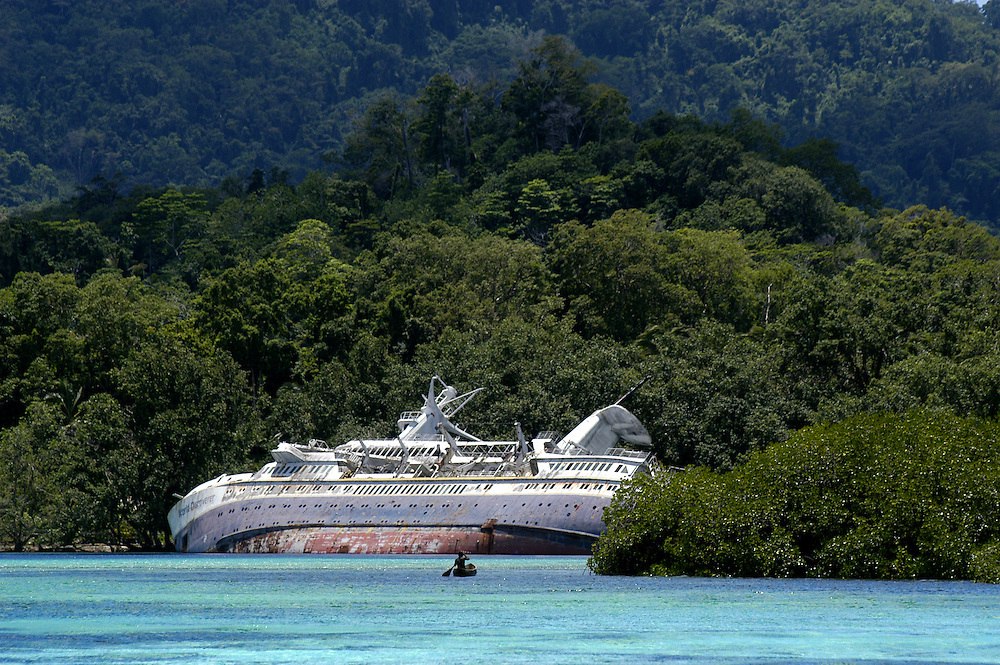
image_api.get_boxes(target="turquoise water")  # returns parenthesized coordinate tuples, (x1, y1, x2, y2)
(1, 554, 998, 664)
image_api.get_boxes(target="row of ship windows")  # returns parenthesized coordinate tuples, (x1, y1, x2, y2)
(532, 482, 616, 492)
(229, 483, 483, 497)
(224, 500, 603, 528)
(349, 483, 473, 496)
(273, 464, 334, 476)
(550, 462, 627, 473)
(356, 445, 440, 459)
(227, 480, 614, 498)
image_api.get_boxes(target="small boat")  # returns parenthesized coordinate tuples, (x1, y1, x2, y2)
(453, 563, 477, 577)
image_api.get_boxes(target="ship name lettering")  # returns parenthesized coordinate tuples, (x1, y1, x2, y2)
(179, 494, 218, 517)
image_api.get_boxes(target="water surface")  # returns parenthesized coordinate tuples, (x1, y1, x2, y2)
(1, 554, 998, 664)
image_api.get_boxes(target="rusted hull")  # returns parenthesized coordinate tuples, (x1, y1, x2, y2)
(173, 479, 613, 555)
(211, 524, 592, 555)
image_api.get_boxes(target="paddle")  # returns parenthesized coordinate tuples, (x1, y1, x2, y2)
(442, 563, 455, 577)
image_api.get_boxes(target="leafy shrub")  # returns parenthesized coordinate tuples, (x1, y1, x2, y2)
(592, 411, 1000, 582)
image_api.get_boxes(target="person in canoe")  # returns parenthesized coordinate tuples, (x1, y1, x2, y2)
(454, 552, 469, 571)
(444, 551, 476, 576)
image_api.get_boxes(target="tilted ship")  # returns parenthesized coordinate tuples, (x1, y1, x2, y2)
(168, 377, 655, 555)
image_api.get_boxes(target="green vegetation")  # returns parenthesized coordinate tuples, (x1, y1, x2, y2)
(591, 412, 1000, 583)
(0, 38, 998, 580)
(2, 1, 1000, 229)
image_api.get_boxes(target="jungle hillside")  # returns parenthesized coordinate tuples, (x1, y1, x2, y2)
(3, 0, 1000, 229)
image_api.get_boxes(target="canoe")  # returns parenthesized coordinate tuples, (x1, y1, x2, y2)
(453, 563, 477, 577)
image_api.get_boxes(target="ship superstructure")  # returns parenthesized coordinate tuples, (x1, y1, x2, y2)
(168, 377, 654, 555)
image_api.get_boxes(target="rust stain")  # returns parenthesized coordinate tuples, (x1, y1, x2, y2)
(227, 525, 592, 555)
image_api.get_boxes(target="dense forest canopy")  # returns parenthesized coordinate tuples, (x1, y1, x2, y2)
(2, 38, 999, 578)
(2, 0, 1000, 229)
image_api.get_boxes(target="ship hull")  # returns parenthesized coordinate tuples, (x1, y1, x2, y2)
(218, 524, 594, 555)
(170, 477, 615, 556)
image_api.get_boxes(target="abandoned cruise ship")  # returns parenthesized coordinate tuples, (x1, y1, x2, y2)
(168, 376, 655, 555)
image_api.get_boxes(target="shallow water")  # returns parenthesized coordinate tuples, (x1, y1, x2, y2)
(1, 554, 998, 664)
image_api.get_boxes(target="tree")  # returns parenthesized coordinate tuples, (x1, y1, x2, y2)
(342, 95, 417, 198)
(0, 216, 113, 283)
(0, 402, 64, 550)
(0, 272, 81, 427)
(502, 36, 596, 152)
(353, 229, 559, 357)
(662, 228, 755, 327)
(780, 137, 877, 210)
(126, 189, 211, 280)
(631, 321, 807, 468)
(114, 334, 261, 548)
(872, 205, 1000, 271)
(411, 73, 467, 176)
(733, 162, 840, 243)
(65, 393, 137, 545)
(638, 129, 745, 209)
(549, 210, 699, 341)
(512, 178, 571, 243)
